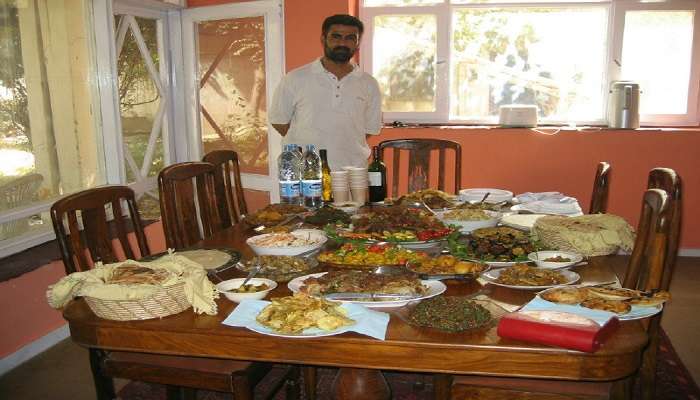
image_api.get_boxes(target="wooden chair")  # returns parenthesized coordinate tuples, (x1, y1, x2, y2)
(447, 188, 672, 400)
(378, 139, 461, 197)
(629, 168, 682, 400)
(51, 185, 296, 400)
(589, 161, 611, 214)
(158, 162, 222, 250)
(203, 150, 248, 226)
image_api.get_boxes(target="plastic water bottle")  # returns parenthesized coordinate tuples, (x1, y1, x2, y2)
(278, 144, 302, 205)
(301, 144, 323, 208)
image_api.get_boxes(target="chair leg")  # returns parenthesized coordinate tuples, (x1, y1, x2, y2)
(285, 366, 301, 400)
(232, 374, 254, 400)
(610, 376, 634, 400)
(165, 385, 196, 400)
(640, 333, 660, 400)
(303, 366, 317, 400)
(433, 373, 453, 400)
(88, 349, 116, 400)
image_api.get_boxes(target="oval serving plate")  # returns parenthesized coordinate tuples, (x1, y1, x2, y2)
(481, 268, 580, 290)
(288, 272, 446, 308)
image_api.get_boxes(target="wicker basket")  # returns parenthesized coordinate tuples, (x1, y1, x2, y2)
(84, 281, 190, 321)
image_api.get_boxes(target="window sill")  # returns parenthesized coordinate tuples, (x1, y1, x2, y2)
(382, 123, 700, 132)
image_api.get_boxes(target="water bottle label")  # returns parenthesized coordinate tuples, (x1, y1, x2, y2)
(368, 172, 382, 186)
(280, 180, 300, 197)
(302, 180, 322, 196)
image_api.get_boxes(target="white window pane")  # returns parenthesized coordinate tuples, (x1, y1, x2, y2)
(365, 0, 443, 6)
(1, 0, 101, 241)
(621, 11, 694, 115)
(373, 15, 437, 112)
(451, 7, 608, 122)
(451, 0, 606, 4)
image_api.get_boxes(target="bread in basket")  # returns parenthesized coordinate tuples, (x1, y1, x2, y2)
(531, 214, 635, 257)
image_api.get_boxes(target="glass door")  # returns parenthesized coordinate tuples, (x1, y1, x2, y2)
(182, 0, 284, 203)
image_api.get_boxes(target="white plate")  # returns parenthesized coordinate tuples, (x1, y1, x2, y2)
(288, 272, 447, 308)
(246, 229, 327, 256)
(527, 251, 584, 270)
(536, 290, 663, 321)
(435, 210, 501, 233)
(459, 188, 513, 204)
(246, 303, 361, 338)
(481, 268, 580, 290)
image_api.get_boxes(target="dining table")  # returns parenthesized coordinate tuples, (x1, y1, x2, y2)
(62, 220, 648, 400)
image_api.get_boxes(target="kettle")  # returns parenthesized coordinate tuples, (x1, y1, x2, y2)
(608, 81, 640, 129)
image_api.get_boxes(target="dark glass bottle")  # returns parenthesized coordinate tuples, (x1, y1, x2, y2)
(319, 149, 332, 202)
(367, 146, 386, 203)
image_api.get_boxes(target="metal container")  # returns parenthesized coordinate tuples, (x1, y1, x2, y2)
(608, 81, 640, 129)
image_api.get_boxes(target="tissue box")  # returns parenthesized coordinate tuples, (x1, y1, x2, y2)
(497, 310, 619, 352)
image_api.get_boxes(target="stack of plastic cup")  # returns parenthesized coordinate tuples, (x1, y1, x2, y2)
(344, 166, 369, 204)
(330, 170, 350, 202)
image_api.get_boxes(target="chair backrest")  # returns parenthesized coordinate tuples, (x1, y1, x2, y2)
(50, 186, 150, 274)
(622, 188, 671, 292)
(589, 161, 611, 214)
(158, 162, 221, 250)
(646, 168, 682, 291)
(377, 139, 462, 197)
(202, 150, 247, 226)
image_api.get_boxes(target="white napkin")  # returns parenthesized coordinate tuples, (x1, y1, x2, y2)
(511, 201, 583, 216)
(223, 300, 391, 340)
(515, 192, 567, 203)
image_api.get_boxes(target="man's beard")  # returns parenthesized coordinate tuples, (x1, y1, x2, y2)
(324, 42, 355, 63)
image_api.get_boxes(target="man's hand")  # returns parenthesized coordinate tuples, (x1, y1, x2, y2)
(272, 123, 290, 136)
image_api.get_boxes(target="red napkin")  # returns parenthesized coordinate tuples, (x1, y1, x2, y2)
(497, 311, 620, 353)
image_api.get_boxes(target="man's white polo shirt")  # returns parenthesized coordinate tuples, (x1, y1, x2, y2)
(269, 58, 381, 171)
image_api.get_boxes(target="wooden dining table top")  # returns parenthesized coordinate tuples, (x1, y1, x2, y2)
(62, 222, 648, 383)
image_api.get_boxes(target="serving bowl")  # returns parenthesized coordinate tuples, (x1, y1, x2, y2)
(216, 278, 277, 303)
(527, 251, 583, 269)
(435, 209, 501, 233)
(331, 201, 362, 215)
(246, 229, 327, 256)
(459, 188, 513, 204)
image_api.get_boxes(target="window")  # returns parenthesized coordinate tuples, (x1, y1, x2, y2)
(361, 0, 700, 126)
(0, 0, 105, 256)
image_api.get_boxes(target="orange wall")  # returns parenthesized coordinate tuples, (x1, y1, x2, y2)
(369, 127, 700, 249)
(0, 222, 167, 357)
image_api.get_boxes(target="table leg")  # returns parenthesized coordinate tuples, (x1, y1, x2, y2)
(333, 368, 391, 400)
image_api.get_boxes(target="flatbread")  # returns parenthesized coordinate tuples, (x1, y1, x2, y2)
(109, 264, 170, 285)
(580, 298, 631, 314)
(586, 287, 640, 301)
(179, 249, 232, 270)
(627, 291, 671, 307)
(541, 287, 589, 305)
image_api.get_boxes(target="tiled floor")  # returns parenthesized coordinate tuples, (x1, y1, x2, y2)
(1, 257, 698, 399)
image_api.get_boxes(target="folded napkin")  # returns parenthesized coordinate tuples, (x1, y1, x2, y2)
(515, 192, 568, 203)
(223, 300, 391, 340)
(512, 200, 583, 216)
(47, 250, 219, 315)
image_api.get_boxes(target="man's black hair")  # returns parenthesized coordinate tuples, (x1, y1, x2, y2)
(322, 14, 364, 37)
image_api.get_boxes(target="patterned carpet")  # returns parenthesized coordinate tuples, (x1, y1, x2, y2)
(118, 329, 700, 400)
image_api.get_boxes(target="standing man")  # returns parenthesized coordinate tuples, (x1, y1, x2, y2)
(269, 14, 382, 171)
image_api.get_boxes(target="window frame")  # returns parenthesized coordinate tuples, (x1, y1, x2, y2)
(360, 0, 700, 126)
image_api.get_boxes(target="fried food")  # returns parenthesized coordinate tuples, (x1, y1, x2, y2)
(627, 290, 671, 307)
(586, 287, 641, 301)
(408, 256, 487, 276)
(541, 287, 589, 305)
(495, 264, 568, 286)
(456, 226, 536, 262)
(256, 293, 354, 334)
(580, 298, 631, 314)
(395, 189, 456, 209)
